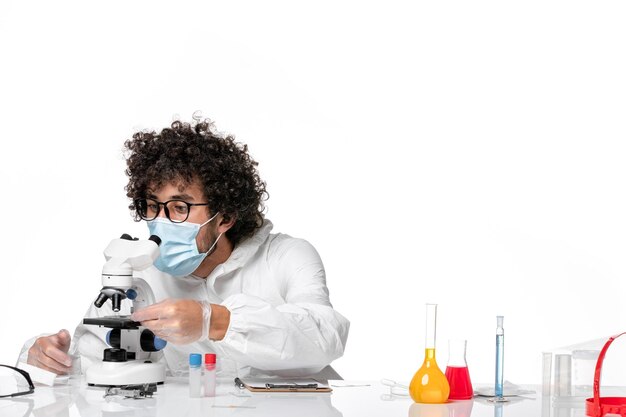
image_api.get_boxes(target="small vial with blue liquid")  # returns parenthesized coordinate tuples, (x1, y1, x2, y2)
(495, 315, 504, 400)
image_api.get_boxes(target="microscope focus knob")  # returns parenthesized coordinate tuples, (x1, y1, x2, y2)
(140, 329, 168, 352)
(103, 348, 127, 362)
(106, 329, 121, 348)
(154, 337, 167, 351)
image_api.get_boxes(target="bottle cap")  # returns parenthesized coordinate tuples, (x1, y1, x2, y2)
(205, 353, 216, 365)
(189, 353, 202, 367)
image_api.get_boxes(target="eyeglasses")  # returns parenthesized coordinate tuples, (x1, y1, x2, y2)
(133, 198, 211, 223)
(0, 365, 35, 398)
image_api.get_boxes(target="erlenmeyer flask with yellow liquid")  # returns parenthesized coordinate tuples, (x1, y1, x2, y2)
(410, 303, 450, 403)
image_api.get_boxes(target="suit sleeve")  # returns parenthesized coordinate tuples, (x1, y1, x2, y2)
(214, 238, 350, 375)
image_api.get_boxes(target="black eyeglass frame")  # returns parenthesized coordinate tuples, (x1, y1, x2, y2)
(133, 198, 211, 223)
(0, 364, 35, 398)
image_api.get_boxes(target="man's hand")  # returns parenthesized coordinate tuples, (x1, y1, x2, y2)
(27, 329, 72, 375)
(131, 299, 208, 344)
(131, 299, 230, 344)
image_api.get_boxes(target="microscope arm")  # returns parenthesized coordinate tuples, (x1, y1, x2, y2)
(129, 277, 156, 312)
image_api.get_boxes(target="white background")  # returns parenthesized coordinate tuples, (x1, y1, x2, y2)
(1, 0, 626, 386)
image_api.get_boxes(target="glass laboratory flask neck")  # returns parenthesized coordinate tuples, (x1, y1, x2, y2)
(425, 303, 437, 348)
(424, 348, 437, 361)
(447, 339, 467, 367)
(409, 304, 450, 404)
(446, 339, 474, 400)
(496, 316, 504, 335)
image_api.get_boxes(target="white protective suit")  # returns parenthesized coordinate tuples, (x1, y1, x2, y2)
(18, 220, 350, 379)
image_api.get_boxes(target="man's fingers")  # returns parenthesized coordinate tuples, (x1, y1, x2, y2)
(56, 329, 71, 348)
(36, 350, 71, 375)
(140, 319, 164, 333)
(27, 335, 73, 375)
(36, 359, 70, 375)
(131, 302, 166, 322)
(48, 330, 71, 353)
(131, 309, 156, 322)
(141, 319, 175, 340)
(43, 344, 72, 367)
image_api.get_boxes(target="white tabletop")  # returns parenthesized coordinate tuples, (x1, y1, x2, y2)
(0, 378, 588, 417)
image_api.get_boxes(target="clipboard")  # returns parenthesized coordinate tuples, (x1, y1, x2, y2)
(234, 377, 332, 393)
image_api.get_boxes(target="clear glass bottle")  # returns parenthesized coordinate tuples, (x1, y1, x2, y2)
(409, 303, 450, 403)
(189, 353, 202, 398)
(445, 339, 473, 400)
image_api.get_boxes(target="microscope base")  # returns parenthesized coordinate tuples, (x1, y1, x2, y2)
(86, 361, 166, 387)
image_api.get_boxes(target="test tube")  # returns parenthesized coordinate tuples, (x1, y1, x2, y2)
(189, 353, 202, 398)
(554, 354, 572, 397)
(542, 352, 552, 397)
(495, 316, 504, 399)
(203, 353, 216, 397)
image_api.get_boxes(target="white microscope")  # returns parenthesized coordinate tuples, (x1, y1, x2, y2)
(83, 234, 167, 387)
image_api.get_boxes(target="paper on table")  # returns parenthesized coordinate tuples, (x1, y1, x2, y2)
(235, 377, 332, 392)
(474, 381, 535, 397)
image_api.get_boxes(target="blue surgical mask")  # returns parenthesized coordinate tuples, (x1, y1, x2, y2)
(147, 212, 221, 277)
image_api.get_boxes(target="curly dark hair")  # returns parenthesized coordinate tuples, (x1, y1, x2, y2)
(124, 118, 268, 246)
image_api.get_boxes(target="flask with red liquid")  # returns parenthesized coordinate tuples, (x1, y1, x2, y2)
(445, 339, 474, 400)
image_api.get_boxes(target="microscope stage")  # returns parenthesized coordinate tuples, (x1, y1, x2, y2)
(83, 316, 141, 329)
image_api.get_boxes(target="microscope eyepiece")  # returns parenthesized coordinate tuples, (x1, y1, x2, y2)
(148, 235, 162, 246)
(120, 234, 134, 240)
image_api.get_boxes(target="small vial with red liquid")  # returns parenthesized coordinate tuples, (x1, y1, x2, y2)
(445, 339, 474, 400)
(203, 353, 216, 397)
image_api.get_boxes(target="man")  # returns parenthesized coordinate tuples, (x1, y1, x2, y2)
(20, 117, 349, 378)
